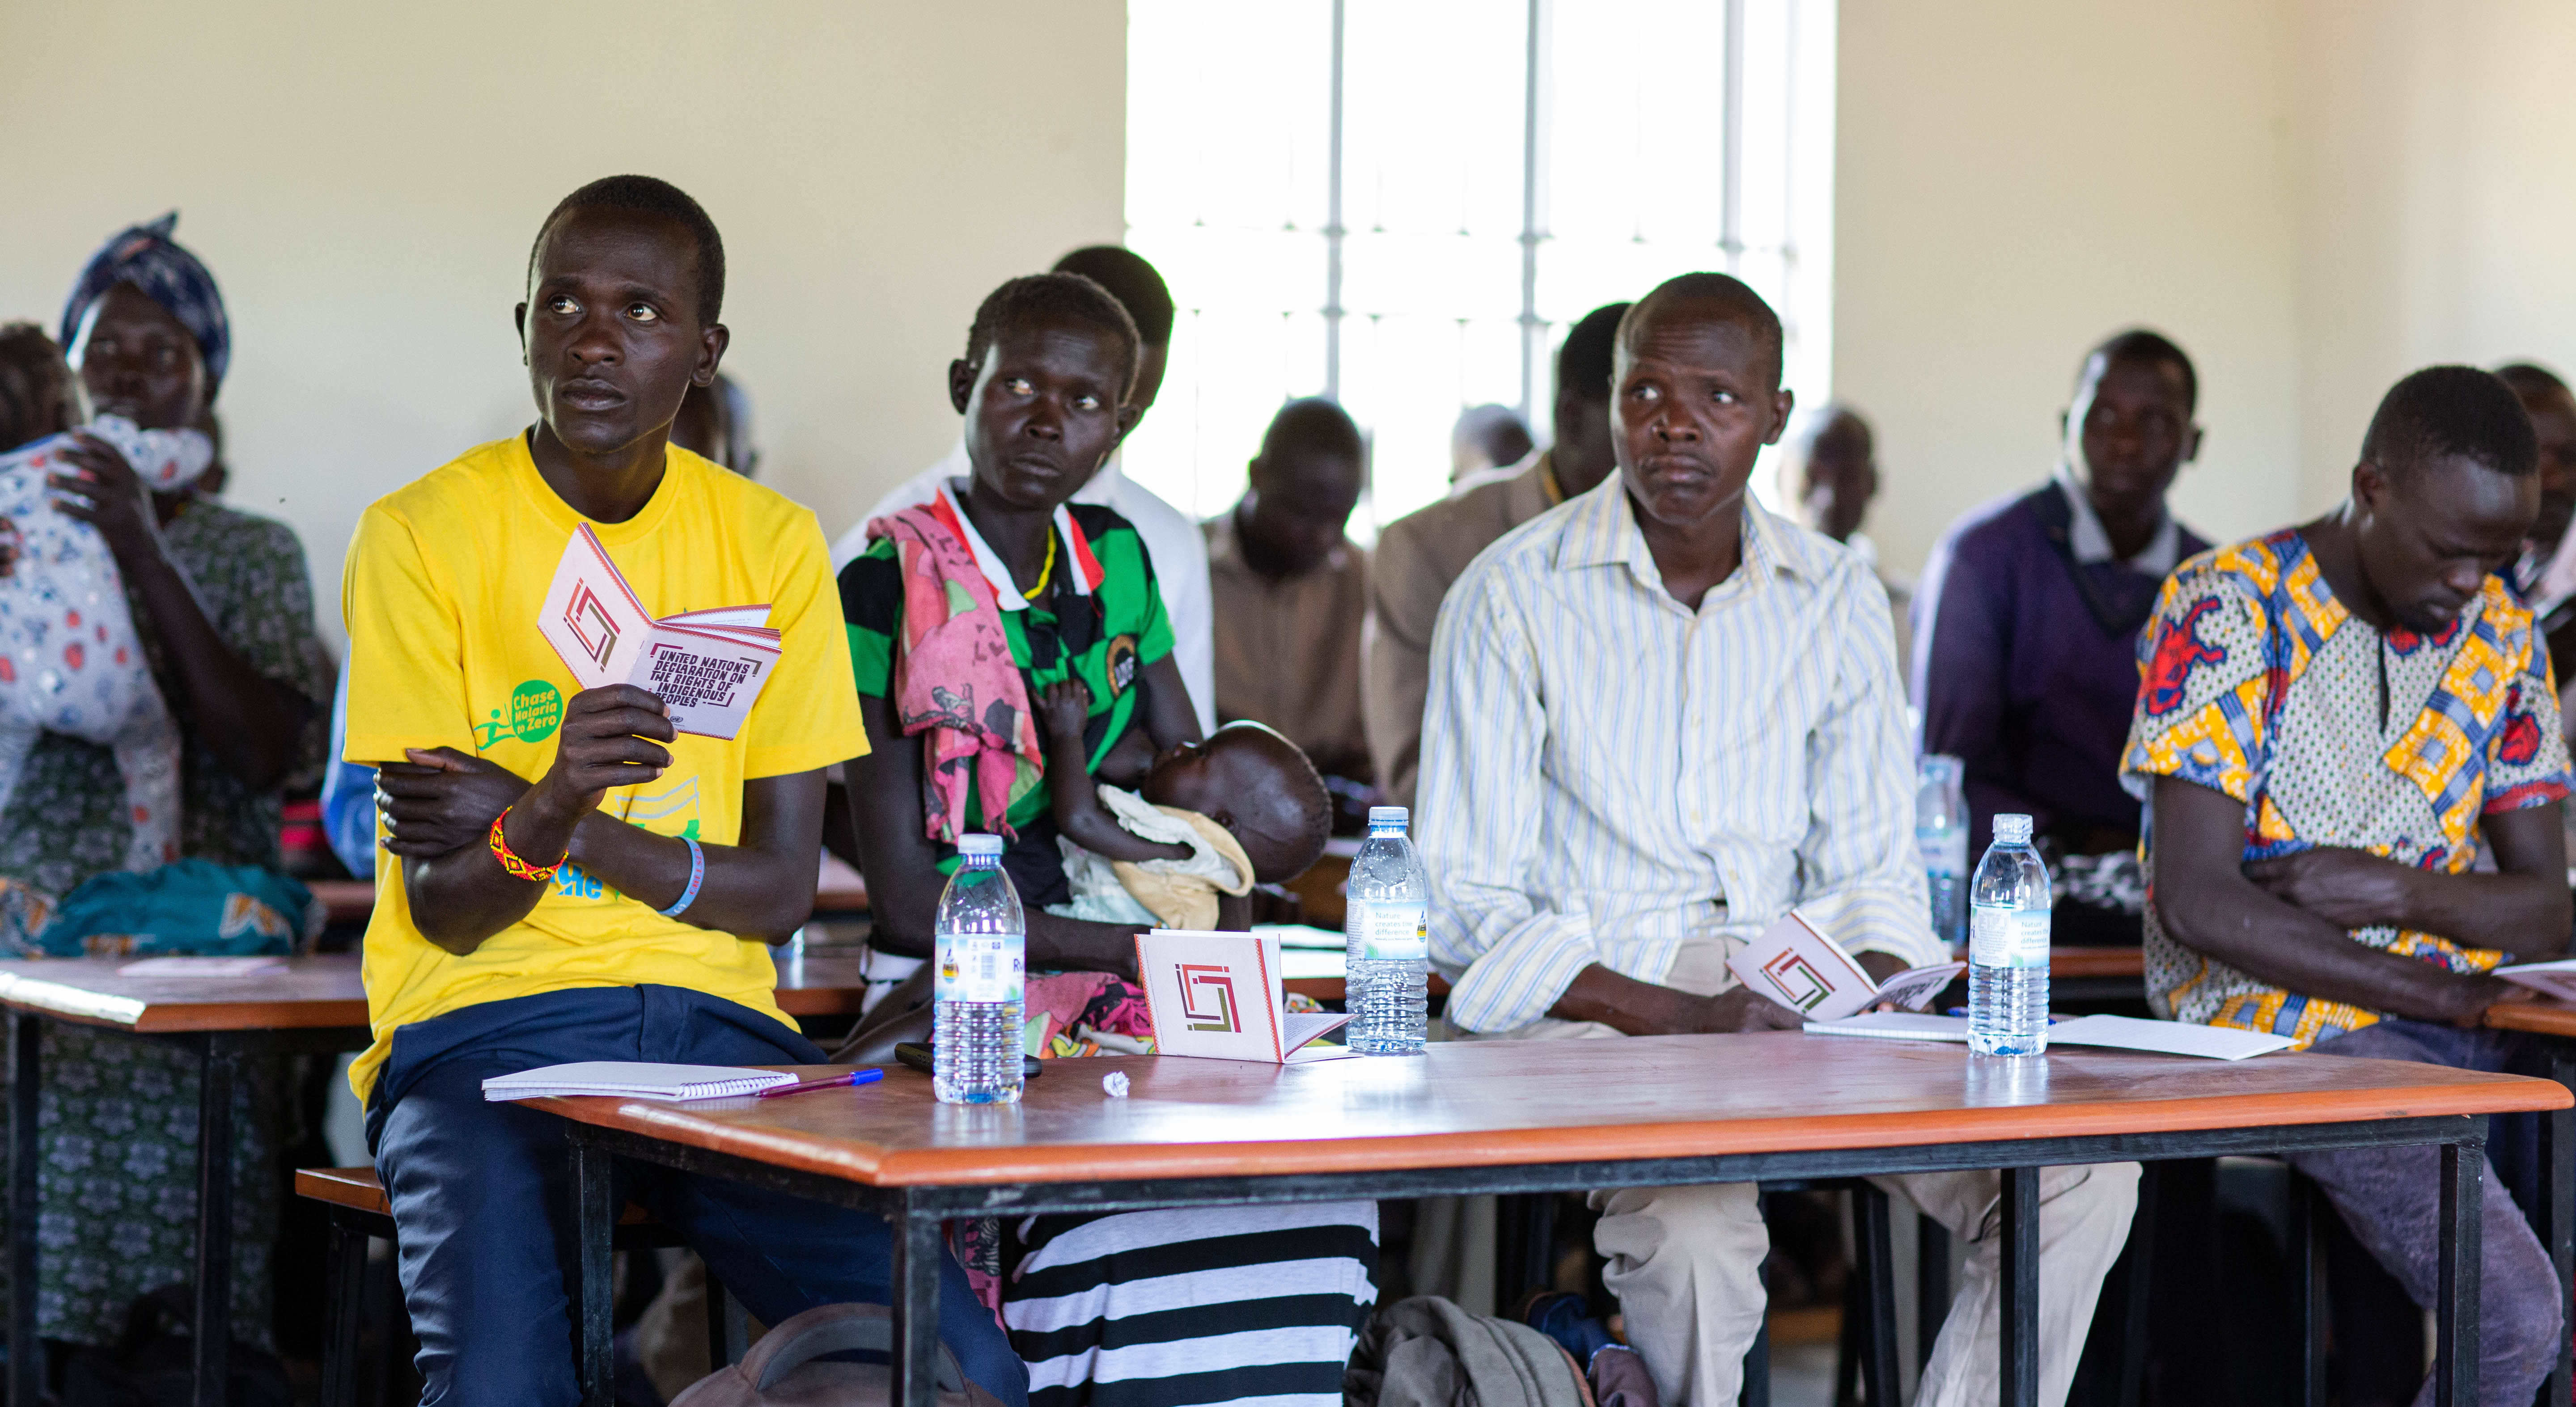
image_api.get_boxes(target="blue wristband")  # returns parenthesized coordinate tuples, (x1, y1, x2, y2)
(658, 837, 705, 918)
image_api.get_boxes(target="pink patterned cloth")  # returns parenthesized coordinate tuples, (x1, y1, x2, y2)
(865, 498, 1043, 842)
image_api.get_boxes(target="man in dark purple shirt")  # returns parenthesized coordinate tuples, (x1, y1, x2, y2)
(1914, 330, 2208, 944)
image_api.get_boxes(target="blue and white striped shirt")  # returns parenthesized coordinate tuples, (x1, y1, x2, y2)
(1418, 478, 1944, 1034)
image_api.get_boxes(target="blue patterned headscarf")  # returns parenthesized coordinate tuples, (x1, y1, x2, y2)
(58, 212, 230, 392)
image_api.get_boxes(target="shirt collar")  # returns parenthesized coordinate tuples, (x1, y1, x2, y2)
(929, 479, 1102, 612)
(1554, 475, 1813, 594)
(2054, 469, 2181, 575)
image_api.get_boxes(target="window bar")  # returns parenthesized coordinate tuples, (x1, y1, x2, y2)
(1720, 0, 1746, 271)
(1516, 0, 1548, 422)
(1324, 0, 1347, 401)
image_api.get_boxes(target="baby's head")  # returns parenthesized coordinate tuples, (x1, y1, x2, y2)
(0, 324, 77, 455)
(1140, 723, 1332, 883)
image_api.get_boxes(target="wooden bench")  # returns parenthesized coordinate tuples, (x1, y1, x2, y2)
(297, 1167, 744, 1407)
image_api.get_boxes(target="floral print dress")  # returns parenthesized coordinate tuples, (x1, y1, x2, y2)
(0, 497, 333, 1345)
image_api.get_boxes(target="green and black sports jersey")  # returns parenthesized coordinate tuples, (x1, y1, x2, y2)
(840, 500, 1174, 844)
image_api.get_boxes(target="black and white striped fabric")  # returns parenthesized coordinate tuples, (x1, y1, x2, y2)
(1002, 1202, 1379, 1407)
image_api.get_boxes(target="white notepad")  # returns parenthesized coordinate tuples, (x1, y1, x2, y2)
(480, 1062, 798, 1102)
(1803, 1012, 2295, 1060)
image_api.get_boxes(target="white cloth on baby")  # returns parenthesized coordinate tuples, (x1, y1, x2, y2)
(1048, 784, 1251, 928)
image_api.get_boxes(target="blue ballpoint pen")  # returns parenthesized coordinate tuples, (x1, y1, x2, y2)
(755, 1068, 888, 1099)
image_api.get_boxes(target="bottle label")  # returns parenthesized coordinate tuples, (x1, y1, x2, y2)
(1349, 901, 1428, 961)
(1970, 906, 2051, 969)
(1916, 828, 1968, 876)
(936, 932, 1025, 1004)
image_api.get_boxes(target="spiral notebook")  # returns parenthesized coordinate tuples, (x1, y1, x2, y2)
(481, 1062, 799, 1102)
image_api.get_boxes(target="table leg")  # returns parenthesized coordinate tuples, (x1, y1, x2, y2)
(1851, 1182, 1898, 1407)
(890, 1205, 942, 1407)
(7, 1013, 35, 1407)
(2541, 1053, 2575, 1407)
(2115, 1162, 2156, 1407)
(1918, 1213, 1950, 1373)
(572, 1132, 616, 1407)
(2000, 1165, 2038, 1407)
(192, 1036, 235, 1407)
(2288, 1169, 2322, 1407)
(2436, 1134, 2485, 1407)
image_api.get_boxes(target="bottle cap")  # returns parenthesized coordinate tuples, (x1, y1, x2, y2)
(1992, 813, 2034, 844)
(1368, 806, 1408, 827)
(957, 833, 1004, 857)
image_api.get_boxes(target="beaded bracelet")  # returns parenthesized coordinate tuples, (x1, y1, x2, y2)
(486, 807, 568, 884)
(659, 836, 706, 918)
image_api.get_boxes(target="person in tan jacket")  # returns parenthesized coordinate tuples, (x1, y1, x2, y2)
(1362, 302, 1627, 807)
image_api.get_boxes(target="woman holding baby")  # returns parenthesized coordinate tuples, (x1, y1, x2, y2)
(840, 271, 1373, 1407)
(0, 216, 333, 1361)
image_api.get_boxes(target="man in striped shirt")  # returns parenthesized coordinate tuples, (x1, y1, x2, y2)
(1417, 274, 2140, 1407)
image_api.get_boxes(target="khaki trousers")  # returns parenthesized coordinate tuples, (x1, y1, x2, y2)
(1473, 939, 2140, 1407)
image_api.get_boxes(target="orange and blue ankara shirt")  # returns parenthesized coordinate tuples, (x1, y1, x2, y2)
(2120, 527, 2572, 1048)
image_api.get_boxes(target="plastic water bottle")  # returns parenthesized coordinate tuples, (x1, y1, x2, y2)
(933, 835, 1025, 1103)
(1345, 806, 1428, 1056)
(1968, 813, 2052, 1057)
(1916, 756, 1969, 946)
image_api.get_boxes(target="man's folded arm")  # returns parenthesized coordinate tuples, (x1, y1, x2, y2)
(2151, 774, 2500, 1026)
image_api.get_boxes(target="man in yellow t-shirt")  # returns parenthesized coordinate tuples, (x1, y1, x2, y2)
(343, 176, 1025, 1407)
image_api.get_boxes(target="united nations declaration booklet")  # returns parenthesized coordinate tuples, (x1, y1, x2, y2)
(1136, 930, 1355, 1064)
(538, 524, 781, 739)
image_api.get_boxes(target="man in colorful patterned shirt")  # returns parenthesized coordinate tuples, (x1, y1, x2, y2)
(2123, 365, 2572, 1406)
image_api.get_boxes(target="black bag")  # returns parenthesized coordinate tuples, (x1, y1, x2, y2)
(53, 1283, 292, 1407)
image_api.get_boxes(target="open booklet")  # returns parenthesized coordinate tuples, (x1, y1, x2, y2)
(2493, 959, 2576, 1003)
(1135, 930, 1356, 1064)
(538, 523, 781, 739)
(1803, 1012, 2296, 1061)
(1724, 910, 1965, 1021)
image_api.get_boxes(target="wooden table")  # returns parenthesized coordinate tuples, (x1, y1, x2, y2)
(0, 951, 873, 1407)
(539, 1031, 2567, 1407)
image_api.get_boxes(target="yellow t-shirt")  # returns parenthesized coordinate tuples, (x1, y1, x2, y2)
(340, 434, 868, 1101)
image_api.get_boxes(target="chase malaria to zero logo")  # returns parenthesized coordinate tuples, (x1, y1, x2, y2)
(1178, 963, 1240, 1033)
(477, 680, 564, 749)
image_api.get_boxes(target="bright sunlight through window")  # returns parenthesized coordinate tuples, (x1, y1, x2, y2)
(1123, 0, 1836, 536)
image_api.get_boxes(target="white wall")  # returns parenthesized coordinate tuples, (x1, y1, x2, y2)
(1836, 0, 2576, 581)
(0, 0, 1128, 653)
(2294, 0, 2576, 509)
(1833, 0, 2304, 580)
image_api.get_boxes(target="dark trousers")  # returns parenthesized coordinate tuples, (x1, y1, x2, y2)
(366, 984, 1028, 1407)
(2287, 1019, 2563, 1407)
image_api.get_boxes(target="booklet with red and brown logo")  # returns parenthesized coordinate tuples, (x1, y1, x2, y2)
(538, 524, 781, 740)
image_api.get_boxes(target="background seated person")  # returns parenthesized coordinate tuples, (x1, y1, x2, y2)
(1203, 397, 1375, 816)
(1449, 401, 1534, 493)
(1366, 302, 1627, 810)
(14, 222, 336, 1355)
(1783, 404, 1913, 671)
(1917, 330, 2211, 943)
(841, 272, 1377, 1407)
(1419, 273, 2136, 1407)
(2129, 365, 2572, 1407)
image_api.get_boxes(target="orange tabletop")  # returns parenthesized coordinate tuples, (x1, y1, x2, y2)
(531, 1028, 2567, 1189)
(0, 951, 873, 1034)
(2485, 997, 2576, 1038)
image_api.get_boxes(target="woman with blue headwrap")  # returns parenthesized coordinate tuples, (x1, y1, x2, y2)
(14, 214, 334, 1358)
